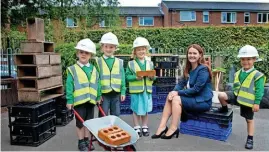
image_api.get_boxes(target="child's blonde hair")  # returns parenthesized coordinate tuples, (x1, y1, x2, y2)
(131, 46, 151, 60)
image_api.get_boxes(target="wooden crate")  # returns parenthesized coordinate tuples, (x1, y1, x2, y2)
(17, 65, 62, 78)
(14, 54, 50, 65)
(18, 76, 62, 90)
(18, 85, 64, 102)
(50, 54, 61, 65)
(27, 18, 45, 42)
(21, 41, 54, 53)
(1, 78, 18, 106)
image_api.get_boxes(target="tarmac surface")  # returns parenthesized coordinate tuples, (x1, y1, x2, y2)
(1, 105, 269, 151)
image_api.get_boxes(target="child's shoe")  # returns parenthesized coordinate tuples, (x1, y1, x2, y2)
(134, 126, 142, 137)
(85, 138, 95, 151)
(78, 140, 87, 151)
(245, 138, 253, 149)
(142, 126, 150, 137)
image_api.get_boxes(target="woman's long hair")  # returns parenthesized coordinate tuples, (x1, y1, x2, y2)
(183, 44, 212, 79)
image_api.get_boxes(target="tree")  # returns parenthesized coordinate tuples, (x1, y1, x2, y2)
(1, 0, 120, 28)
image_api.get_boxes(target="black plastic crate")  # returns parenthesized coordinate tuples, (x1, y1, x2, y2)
(186, 107, 233, 127)
(155, 77, 176, 85)
(8, 99, 55, 125)
(156, 85, 175, 93)
(155, 61, 178, 69)
(56, 109, 74, 126)
(10, 116, 56, 146)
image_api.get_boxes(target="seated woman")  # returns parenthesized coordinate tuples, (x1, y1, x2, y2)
(152, 44, 213, 139)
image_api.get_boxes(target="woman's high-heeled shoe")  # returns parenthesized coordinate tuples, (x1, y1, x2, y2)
(151, 127, 168, 139)
(161, 128, 179, 139)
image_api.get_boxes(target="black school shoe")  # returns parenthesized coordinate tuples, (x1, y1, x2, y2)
(245, 138, 254, 150)
(78, 141, 88, 152)
(85, 139, 95, 151)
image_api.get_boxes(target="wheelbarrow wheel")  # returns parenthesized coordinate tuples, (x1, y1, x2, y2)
(123, 145, 136, 151)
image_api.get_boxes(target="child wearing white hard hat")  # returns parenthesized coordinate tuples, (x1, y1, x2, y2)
(218, 45, 265, 150)
(66, 38, 101, 151)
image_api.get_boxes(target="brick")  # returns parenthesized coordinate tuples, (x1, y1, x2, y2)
(15, 54, 50, 65)
(105, 130, 131, 146)
(98, 125, 123, 142)
(21, 41, 54, 53)
(17, 65, 62, 79)
(27, 18, 45, 42)
(50, 54, 61, 65)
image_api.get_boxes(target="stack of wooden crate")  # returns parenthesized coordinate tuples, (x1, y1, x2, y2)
(15, 18, 63, 102)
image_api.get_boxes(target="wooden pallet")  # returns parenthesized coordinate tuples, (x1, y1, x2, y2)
(18, 75, 62, 90)
(18, 85, 64, 102)
(17, 65, 62, 78)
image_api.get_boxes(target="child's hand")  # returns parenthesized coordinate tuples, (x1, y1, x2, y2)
(121, 95, 126, 102)
(136, 76, 143, 80)
(252, 104, 260, 112)
(97, 96, 103, 104)
(148, 76, 155, 80)
(66, 104, 73, 110)
(168, 91, 178, 100)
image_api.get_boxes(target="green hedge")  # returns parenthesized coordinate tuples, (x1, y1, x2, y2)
(63, 26, 269, 51)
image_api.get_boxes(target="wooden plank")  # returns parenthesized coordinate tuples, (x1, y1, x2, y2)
(18, 85, 64, 102)
(14, 54, 49, 65)
(50, 54, 61, 65)
(20, 41, 54, 53)
(18, 75, 62, 90)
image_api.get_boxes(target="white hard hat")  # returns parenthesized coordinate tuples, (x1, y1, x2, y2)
(75, 38, 96, 54)
(132, 37, 150, 49)
(100, 32, 119, 46)
(237, 45, 259, 59)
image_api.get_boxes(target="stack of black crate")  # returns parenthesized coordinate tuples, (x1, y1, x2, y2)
(8, 99, 56, 146)
(55, 96, 74, 126)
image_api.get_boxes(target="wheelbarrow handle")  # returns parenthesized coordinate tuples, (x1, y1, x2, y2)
(97, 104, 106, 117)
(73, 108, 85, 123)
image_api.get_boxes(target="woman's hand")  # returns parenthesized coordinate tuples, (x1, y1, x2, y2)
(168, 91, 178, 100)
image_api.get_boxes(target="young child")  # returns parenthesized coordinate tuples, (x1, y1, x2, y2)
(126, 37, 155, 137)
(96, 32, 126, 116)
(66, 38, 101, 151)
(218, 45, 265, 149)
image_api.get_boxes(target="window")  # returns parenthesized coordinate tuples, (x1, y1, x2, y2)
(126, 17, 132, 27)
(257, 13, 269, 23)
(203, 11, 209, 23)
(66, 18, 78, 27)
(139, 17, 154, 26)
(180, 11, 196, 21)
(244, 12, 250, 23)
(221, 12, 236, 23)
(99, 19, 110, 27)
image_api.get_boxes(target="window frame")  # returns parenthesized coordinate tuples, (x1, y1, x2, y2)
(138, 17, 154, 26)
(66, 17, 78, 28)
(244, 12, 250, 23)
(180, 11, 196, 21)
(257, 13, 269, 23)
(203, 11, 209, 23)
(126, 17, 132, 27)
(221, 12, 237, 23)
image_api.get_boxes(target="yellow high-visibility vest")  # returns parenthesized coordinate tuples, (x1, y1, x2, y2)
(96, 57, 123, 93)
(67, 64, 98, 106)
(128, 60, 154, 93)
(233, 70, 265, 108)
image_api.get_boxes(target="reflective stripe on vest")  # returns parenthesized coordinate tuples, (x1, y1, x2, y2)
(233, 70, 264, 108)
(128, 60, 154, 93)
(68, 64, 98, 106)
(97, 57, 122, 93)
